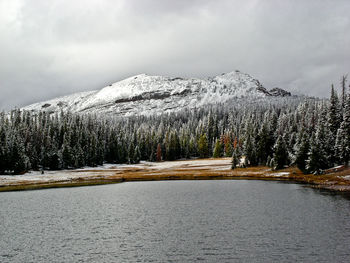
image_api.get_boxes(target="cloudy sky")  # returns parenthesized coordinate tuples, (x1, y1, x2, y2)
(0, 0, 349, 110)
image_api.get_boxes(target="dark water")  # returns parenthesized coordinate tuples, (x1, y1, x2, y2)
(1, 181, 350, 262)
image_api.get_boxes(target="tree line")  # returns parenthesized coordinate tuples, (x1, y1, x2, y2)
(0, 77, 349, 175)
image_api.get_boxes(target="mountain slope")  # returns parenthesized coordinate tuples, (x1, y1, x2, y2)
(22, 70, 292, 116)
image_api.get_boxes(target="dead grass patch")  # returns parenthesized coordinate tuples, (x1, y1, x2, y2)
(1, 159, 350, 192)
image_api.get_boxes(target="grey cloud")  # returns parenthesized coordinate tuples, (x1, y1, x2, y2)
(0, 0, 349, 110)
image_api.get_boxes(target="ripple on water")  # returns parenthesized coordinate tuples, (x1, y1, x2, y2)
(0, 180, 350, 262)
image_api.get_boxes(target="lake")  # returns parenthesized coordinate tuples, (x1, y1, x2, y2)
(1, 180, 350, 262)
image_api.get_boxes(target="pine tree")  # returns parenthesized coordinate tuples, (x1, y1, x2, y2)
(207, 112, 215, 156)
(189, 135, 197, 157)
(231, 147, 240, 169)
(213, 139, 222, 158)
(0, 128, 9, 173)
(306, 133, 324, 174)
(11, 136, 30, 174)
(335, 94, 350, 165)
(156, 143, 162, 162)
(171, 131, 181, 160)
(133, 146, 141, 164)
(198, 133, 209, 158)
(61, 135, 73, 168)
(314, 115, 330, 169)
(224, 138, 233, 157)
(127, 142, 135, 164)
(294, 129, 309, 173)
(341, 75, 347, 110)
(243, 134, 257, 166)
(266, 155, 272, 167)
(273, 135, 288, 170)
(48, 152, 61, 170)
(257, 120, 273, 165)
(328, 85, 341, 136)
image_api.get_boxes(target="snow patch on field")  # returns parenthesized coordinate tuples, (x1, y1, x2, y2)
(269, 172, 290, 177)
(0, 168, 117, 185)
(142, 159, 231, 170)
(0, 159, 232, 186)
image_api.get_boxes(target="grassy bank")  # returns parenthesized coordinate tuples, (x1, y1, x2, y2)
(0, 158, 350, 192)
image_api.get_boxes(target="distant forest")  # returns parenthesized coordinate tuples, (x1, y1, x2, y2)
(0, 76, 349, 175)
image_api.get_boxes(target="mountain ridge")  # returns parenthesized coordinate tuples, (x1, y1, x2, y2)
(22, 70, 292, 116)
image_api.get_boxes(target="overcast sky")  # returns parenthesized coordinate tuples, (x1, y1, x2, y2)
(0, 0, 349, 110)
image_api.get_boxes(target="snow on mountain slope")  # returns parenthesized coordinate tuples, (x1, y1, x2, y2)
(22, 70, 291, 116)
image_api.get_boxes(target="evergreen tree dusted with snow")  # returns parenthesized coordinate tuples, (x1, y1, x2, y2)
(213, 139, 222, 158)
(341, 75, 348, 111)
(306, 133, 324, 174)
(243, 133, 256, 166)
(133, 146, 141, 164)
(156, 143, 162, 162)
(273, 135, 289, 170)
(328, 85, 342, 136)
(256, 114, 274, 165)
(231, 147, 240, 170)
(314, 112, 332, 169)
(294, 129, 310, 173)
(198, 133, 209, 159)
(336, 94, 350, 165)
(207, 112, 217, 157)
(11, 135, 31, 174)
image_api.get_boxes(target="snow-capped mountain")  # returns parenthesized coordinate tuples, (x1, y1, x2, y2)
(22, 70, 292, 116)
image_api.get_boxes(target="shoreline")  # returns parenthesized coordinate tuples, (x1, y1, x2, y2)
(1, 158, 350, 193)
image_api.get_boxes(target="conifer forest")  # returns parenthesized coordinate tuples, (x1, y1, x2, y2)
(0, 80, 349, 175)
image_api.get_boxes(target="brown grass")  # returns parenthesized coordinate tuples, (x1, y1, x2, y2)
(1, 158, 350, 192)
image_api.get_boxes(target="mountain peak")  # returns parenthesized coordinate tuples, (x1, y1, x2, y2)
(22, 70, 292, 116)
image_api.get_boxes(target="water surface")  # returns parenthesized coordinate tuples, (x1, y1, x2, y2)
(1, 180, 350, 262)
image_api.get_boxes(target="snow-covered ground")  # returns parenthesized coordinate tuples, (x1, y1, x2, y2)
(0, 159, 232, 186)
(0, 169, 115, 185)
(269, 172, 290, 177)
(344, 175, 350, 180)
(140, 158, 231, 170)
